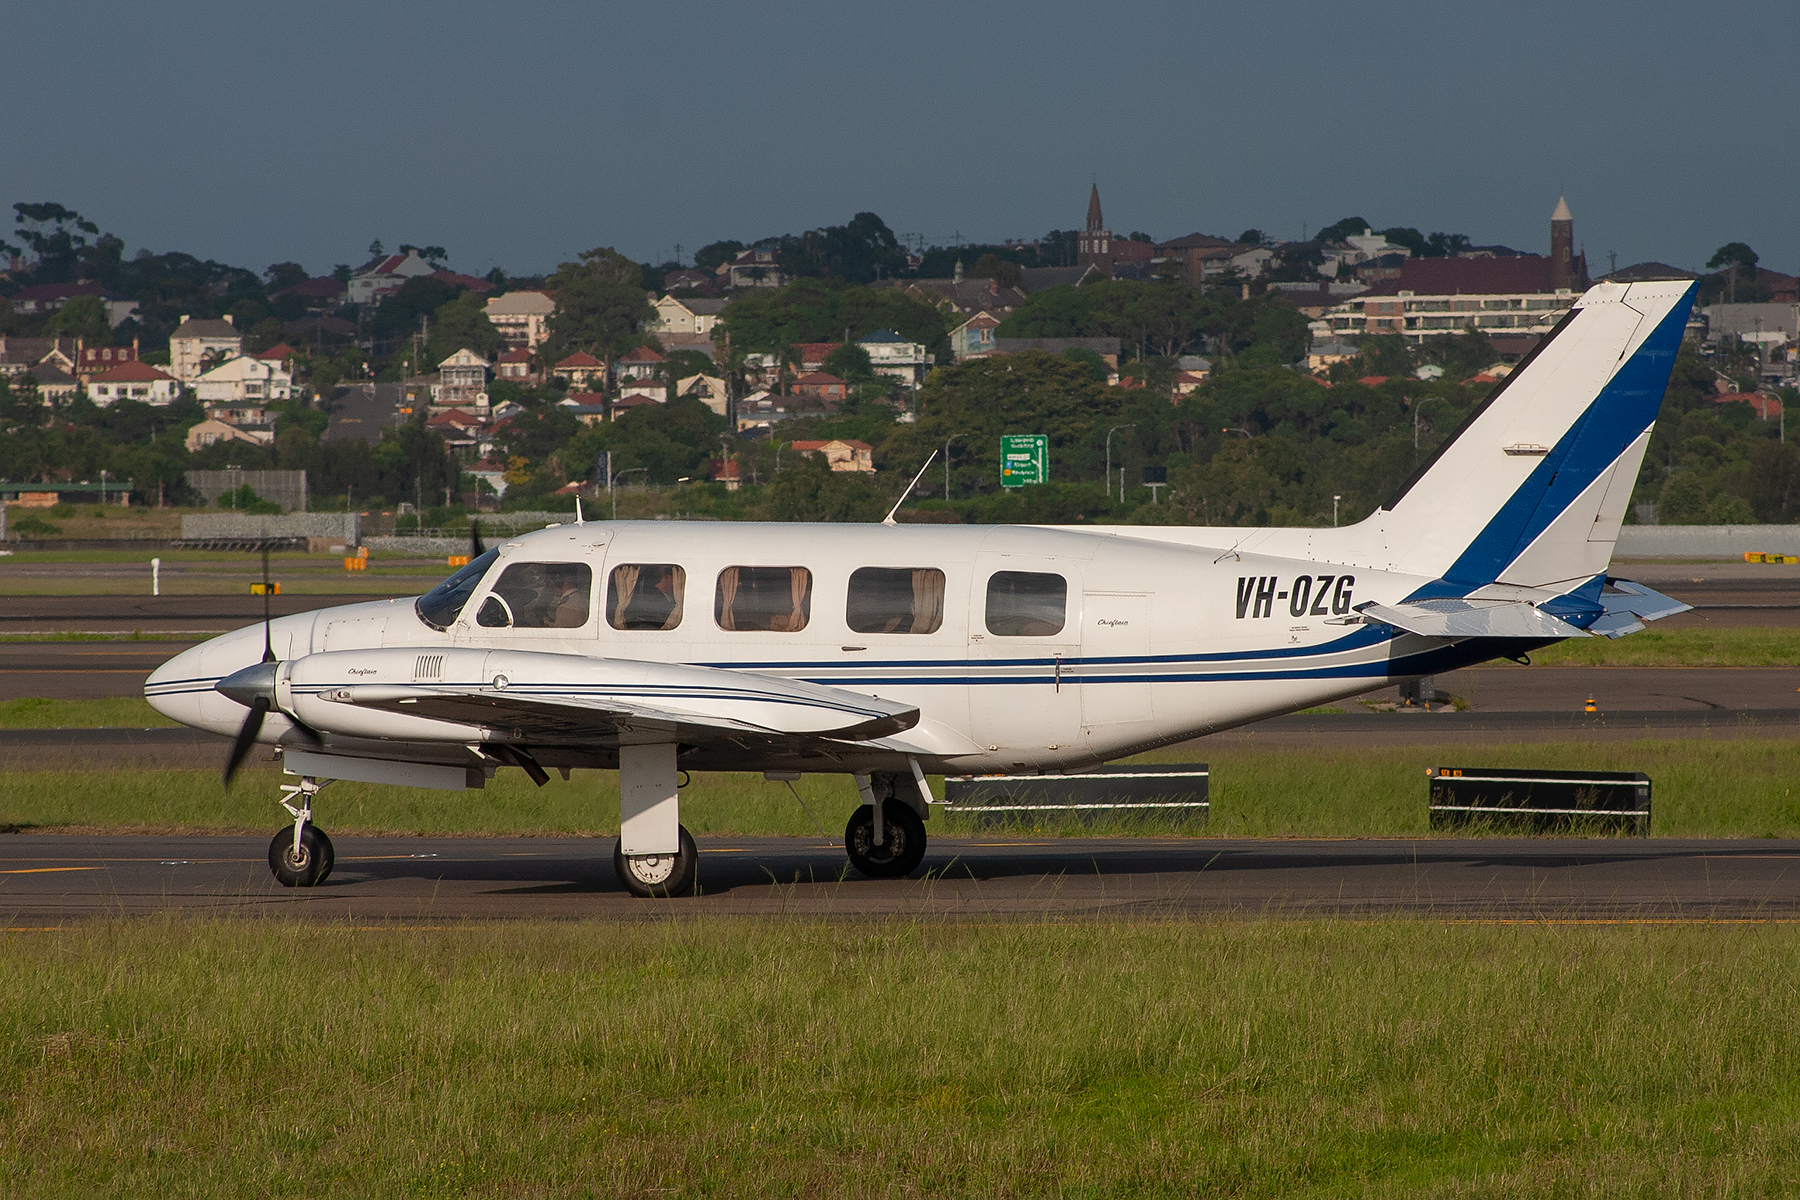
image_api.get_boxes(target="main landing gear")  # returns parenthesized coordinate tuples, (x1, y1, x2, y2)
(612, 744, 699, 898)
(268, 777, 334, 887)
(844, 771, 929, 879)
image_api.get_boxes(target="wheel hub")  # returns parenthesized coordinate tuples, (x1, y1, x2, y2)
(626, 854, 676, 885)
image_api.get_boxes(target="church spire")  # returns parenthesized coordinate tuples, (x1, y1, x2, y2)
(1086, 184, 1103, 234)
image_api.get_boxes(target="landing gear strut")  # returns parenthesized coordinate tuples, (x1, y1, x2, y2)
(268, 777, 333, 887)
(845, 771, 928, 878)
(613, 743, 698, 897)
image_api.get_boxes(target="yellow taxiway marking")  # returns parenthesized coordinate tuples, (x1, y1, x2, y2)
(0, 866, 102, 875)
(969, 842, 1053, 847)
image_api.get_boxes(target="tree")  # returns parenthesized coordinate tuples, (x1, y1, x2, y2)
(776, 213, 907, 284)
(822, 343, 875, 382)
(426, 292, 502, 364)
(45, 295, 111, 343)
(1236, 230, 1268, 247)
(969, 253, 1023, 290)
(265, 262, 309, 291)
(565, 396, 726, 485)
(693, 240, 746, 272)
(759, 452, 885, 522)
(1707, 243, 1758, 302)
(542, 248, 653, 363)
(1315, 217, 1371, 243)
(13, 202, 100, 282)
(717, 278, 949, 362)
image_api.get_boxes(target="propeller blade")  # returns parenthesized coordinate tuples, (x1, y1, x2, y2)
(223, 696, 269, 786)
(470, 519, 484, 557)
(260, 541, 275, 663)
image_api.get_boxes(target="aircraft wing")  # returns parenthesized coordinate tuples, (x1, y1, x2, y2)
(1354, 598, 1590, 640)
(1587, 578, 1694, 639)
(287, 649, 919, 746)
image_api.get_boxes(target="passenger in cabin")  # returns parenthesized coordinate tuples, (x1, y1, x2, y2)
(609, 564, 685, 631)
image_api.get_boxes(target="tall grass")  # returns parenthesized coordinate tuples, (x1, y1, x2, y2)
(3, 918, 1798, 1196)
(4, 738, 1798, 838)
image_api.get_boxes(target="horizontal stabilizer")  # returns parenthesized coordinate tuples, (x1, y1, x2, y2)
(1588, 578, 1694, 639)
(1356, 598, 1589, 640)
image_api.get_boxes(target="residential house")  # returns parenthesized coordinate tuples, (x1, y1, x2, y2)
(429, 269, 493, 294)
(28, 361, 78, 402)
(1319, 229, 1413, 278)
(791, 372, 847, 405)
(950, 312, 1002, 361)
(707, 458, 742, 490)
(614, 344, 665, 382)
(433, 348, 489, 409)
(345, 249, 437, 306)
(1155, 233, 1241, 286)
(169, 315, 243, 382)
(495, 348, 537, 382)
(0, 336, 78, 380)
(552, 351, 606, 390)
(720, 248, 784, 289)
(77, 344, 137, 381)
(741, 351, 782, 390)
(426, 408, 486, 455)
(8, 282, 137, 326)
(657, 332, 716, 360)
(1306, 341, 1359, 373)
(1718, 392, 1784, 422)
(558, 394, 608, 426)
(1172, 369, 1210, 396)
(1703, 303, 1798, 349)
(676, 373, 728, 417)
(791, 343, 840, 373)
(1269, 281, 1368, 319)
(1018, 264, 1103, 293)
(195, 352, 293, 403)
(483, 291, 556, 351)
(184, 418, 271, 451)
(792, 439, 875, 473)
(660, 268, 718, 294)
(619, 378, 666, 402)
(609, 393, 661, 417)
(203, 401, 273, 429)
(879, 273, 1028, 319)
(734, 390, 787, 431)
(270, 276, 348, 310)
(651, 295, 727, 336)
(87, 360, 179, 406)
(857, 329, 928, 384)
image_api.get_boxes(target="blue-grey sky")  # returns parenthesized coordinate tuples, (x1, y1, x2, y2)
(6, 1, 1795, 279)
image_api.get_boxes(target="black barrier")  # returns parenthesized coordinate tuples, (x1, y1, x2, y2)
(943, 764, 1208, 826)
(1428, 767, 1651, 834)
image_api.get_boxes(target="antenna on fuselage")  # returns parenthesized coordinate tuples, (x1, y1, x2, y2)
(882, 448, 939, 527)
(574, 497, 584, 524)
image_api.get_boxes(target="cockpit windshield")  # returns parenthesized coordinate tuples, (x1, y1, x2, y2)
(415, 547, 500, 630)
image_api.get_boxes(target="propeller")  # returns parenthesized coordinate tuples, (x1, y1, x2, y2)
(470, 519, 484, 558)
(216, 539, 320, 786)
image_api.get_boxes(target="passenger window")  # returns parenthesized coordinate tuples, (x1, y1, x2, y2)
(716, 566, 811, 632)
(608, 564, 685, 630)
(475, 562, 592, 629)
(985, 571, 1067, 636)
(847, 567, 945, 634)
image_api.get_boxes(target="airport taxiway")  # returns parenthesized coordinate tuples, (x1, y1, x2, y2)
(4, 832, 1799, 922)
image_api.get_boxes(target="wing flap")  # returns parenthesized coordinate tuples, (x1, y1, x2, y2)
(1356, 598, 1589, 640)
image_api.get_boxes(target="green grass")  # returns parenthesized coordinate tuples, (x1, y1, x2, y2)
(1530, 626, 1800, 667)
(5, 738, 1798, 838)
(4, 919, 1799, 1196)
(0, 697, 178, 729)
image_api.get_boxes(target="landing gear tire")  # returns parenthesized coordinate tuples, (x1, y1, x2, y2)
(845, 801, 927, 878)
(613, 825, 698, 897)
(268, 824, 334, 887)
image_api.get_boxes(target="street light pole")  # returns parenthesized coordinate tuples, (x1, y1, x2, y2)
(1333, 494, 1341, 527)
(1412, 397, 1447, 450)
(1106, 423, 1137, 503)
(943, 434, 963, 500)
(611, 467, 647, 520)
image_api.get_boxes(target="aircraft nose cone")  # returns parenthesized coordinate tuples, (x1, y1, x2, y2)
(216, 660, 278, 707)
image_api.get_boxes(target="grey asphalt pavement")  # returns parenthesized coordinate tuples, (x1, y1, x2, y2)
(4, 832, 1798, 921)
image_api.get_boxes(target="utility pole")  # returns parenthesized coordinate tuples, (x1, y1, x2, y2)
(1105, 423, 1136, 503)
(1333, 494, 1341, 527)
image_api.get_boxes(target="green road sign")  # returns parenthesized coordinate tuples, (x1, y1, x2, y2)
(1000, 434, 1048, 488)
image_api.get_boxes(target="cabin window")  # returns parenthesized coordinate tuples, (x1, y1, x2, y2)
(475, 562, 593, 629)
(715, 566, 811, 632)
(846, 567, 945, 634)
(607, 564, 685, 630)
(985, 571, 1067, 637)
(415, 547, 500, 630)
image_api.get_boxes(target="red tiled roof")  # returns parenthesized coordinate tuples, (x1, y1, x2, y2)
(430, 269, 494, 293)
(90, 361, 174, 383)
(427, 410, 484, 428)
(1359, 376, 1390, 386)
(255, 343, 296, 360)
(618, 345, 665, 363)
(497, 348, 533, 363)
(794, 372, 845, 386)
(272, 276, 347, 299)
(555, 351, 604, 368)
(792, 342, 840, 362)
(565, 392, 606, 404)
(1360, 256, 1559, 297)
(611, 393, 660, 408)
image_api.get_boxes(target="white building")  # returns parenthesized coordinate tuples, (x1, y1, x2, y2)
(346, 249, 438, 306)
(195, 352, 293, 403)
(856, 329, 929, 384)
(676, 373, 728, 417)
(1317, 288, 1576, 345)
(432, 348, 489, 410)
(651, 295, 727, 336)
(169, 316, 243, 383)
(483, 291, 556, 350)
(87, 360, 180, 406)
(1319, 229, 1412, 278)
(184, 417, 273, 452)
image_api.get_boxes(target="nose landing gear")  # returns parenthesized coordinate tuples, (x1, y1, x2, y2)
(268, 777, 334, 888)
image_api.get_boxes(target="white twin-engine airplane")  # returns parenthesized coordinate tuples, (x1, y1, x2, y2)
(147, 279, 1696, 896)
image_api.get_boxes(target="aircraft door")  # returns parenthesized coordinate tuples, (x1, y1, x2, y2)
(967, 554, 1082, 756)
(454, 530, 610, 645)
(1081, 591, 1153, 729)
